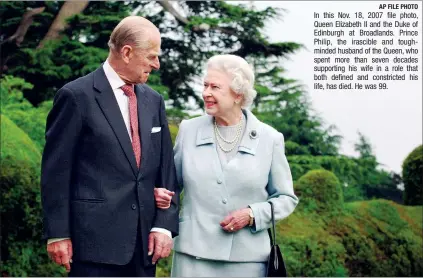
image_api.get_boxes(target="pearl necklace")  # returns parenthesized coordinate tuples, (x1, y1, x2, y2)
(214, 116, 244, 153)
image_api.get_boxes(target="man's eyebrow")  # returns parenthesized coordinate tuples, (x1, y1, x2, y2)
(150, 50, 162, 56)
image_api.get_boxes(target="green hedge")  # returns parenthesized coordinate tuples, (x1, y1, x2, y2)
(0, 114, 64, 276)
(340, 200, 423, 276)
(0, 115, 41, 167)
(169, 124, 179, 146)
(288, 155, 401, 202)
(277, 200, 423, 276)
(295, 169, 343, 213)
(402, 145, 423, 205)
(1, 75, 52, 151)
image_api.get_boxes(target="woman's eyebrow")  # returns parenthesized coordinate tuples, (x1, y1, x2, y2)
(205, 82, 220, 86)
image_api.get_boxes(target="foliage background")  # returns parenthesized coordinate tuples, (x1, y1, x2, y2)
(1, 1, 421, 276)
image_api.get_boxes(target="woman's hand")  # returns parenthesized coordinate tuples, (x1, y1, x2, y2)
(154, 188, 175, 209)
(220, 208, 251, 232)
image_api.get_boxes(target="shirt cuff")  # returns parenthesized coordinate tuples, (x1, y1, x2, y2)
(47, 237, 70, 244)
(151, 227, 172, 238)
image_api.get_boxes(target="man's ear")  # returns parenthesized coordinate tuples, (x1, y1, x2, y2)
(121, 45, 133, 64)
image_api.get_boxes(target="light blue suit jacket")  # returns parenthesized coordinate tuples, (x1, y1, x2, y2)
(173, 109, 298, 262)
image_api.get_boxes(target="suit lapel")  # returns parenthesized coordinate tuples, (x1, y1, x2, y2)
(238, 109, 261, 156)
(196, 110, 261, 155)
(196, 115, 214, 146)
(93, 67, 138, 176)
(135, 84, 152, 173)
(195, 115, 224, 181)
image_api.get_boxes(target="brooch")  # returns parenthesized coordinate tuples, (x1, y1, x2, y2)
(249, 130, 258, 139)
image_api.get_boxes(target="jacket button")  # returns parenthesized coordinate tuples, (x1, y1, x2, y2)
(222, 199, 227, 204)
(217, 179, 222, 184)
(131, 204, 136, 210)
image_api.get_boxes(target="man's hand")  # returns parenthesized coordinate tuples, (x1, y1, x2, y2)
(47, 239, 73, 272)
(148, 232, 173, 264)
(154, 188, 174, 209)
(220, 208, 251, 233)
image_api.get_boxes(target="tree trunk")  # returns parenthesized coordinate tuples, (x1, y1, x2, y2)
(1, 6, 46, 47)
(1, 6, 45, 74)
(157, 1, 235, 35)
(37, 1, 89, 48)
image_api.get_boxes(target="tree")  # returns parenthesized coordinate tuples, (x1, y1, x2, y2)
(37, 1, 89, 48)
(1, 1, 301, 108)
(0, 2, 53, 75)
(0, 5, 45, 71)
(1, 1, 136, 104)
(353, 132, 403, 200)
(354, 131, 374, 159)
(254, 85, 342, 156)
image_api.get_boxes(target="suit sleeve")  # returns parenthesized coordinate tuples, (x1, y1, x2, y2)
(153, 96, 180, 237)
(41, 86, 82, 240)
(248, 132, 299, 233)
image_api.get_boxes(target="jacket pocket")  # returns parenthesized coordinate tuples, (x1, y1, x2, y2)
(72, 198, 105, 203)
(74, 171, 104, 201)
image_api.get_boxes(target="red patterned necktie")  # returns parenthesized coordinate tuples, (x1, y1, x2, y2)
(121, 84, 141, 168)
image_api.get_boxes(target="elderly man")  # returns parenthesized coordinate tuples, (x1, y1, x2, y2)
(41, 16, 179, 277)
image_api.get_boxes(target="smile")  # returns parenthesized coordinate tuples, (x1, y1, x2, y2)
(205, 101, 217, 108)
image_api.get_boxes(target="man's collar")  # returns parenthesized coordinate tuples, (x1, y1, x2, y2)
(103, 59, 126, 90)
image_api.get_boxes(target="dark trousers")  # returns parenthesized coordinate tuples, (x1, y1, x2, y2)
(69, 227, 155, 277)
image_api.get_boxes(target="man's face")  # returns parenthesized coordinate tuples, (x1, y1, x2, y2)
(124, 31, 161, 84)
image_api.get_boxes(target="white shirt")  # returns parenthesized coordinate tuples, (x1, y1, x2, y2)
(102, 60, 132, 141)
(47, 61, 171, 244)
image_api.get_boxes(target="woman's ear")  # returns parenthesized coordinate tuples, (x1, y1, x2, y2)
(235, 94, 243, 104)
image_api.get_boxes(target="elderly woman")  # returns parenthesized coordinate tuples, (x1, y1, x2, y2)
(155, 54, 298, 277)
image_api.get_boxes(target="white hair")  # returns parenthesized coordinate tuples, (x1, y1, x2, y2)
(205, 54, 257, 108)
(108, 16, 157, 52)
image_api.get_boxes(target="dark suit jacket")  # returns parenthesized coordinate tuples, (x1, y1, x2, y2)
(41, 66, 179, 266)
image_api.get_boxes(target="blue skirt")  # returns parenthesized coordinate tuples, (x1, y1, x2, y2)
(171, 251, 267, 277)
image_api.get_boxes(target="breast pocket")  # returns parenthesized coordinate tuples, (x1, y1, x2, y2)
(150, 123, 162, 152)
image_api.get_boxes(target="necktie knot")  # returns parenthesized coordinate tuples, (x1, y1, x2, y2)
(121, 84, 135, 97)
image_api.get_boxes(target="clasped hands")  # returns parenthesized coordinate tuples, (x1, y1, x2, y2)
(155, 188, 251, 232)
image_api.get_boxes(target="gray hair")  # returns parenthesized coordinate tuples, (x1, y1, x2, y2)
(205, 54, 257, 108)
(108, 16, 157, 52)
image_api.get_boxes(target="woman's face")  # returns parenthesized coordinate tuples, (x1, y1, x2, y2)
(202, 69, 241, 117)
